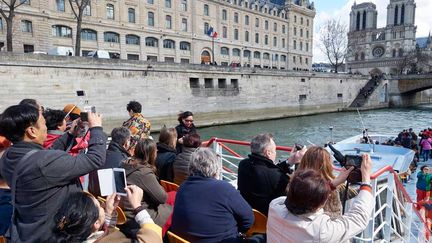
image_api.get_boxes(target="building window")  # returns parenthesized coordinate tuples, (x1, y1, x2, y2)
(293, 56, 296, 63)
(272, 54, 278, 61)
(222, 9, 227, 20)
(21, 20, 32, 33)
(218, 79, 227, 88)
(104, 32, 119, 43)
(148, 12, 154, 26)
(190, 78, 199, 88)
(180, 41, 190, 50)
(273, 23, 277, 32)
(305, 58, 309, 64)
(0, 18, 3, 30)
(52, 25, 72, 38)
(20, 0, 30, 5)
(299, 94, 307, 101)
(222, 26, 227, 38)
(294, 15, 297, 23)
(255, 33, 259, 44)
(106, 4, 114, 20)
(245, 15, 249, 25)
(281, 55, 286, 62)
(263, 53, 270, 60)
(163, 39, 175, 49)
(301, 17, 303, 25)
(264, 20, 268, 30)
(300, 29, 303, 37)
(264, 35, 268, 45)
(181, 0, 187, 11)
(282, 38, 285, 48)
(56, 0, 65, 11)
(282, 25, 285, 34)
(254, 51, 260, 59)
(205, 78, 213, 88)
(81, 29, 97, 41)
(306, 42, 309, 52)
(83, 3, 91, 16)
(127, 54, 140, 60)
(399, 48, 404, 57)
(401, 4, 405, 24)
(273, 37, 277, 47)
(221, 47, 229, 55)
(234, 29, 238, 40)
(204, 22, 209, 34)
(233, 48, 240, 57)
(145, 37, 158, 47)
(255, 18, 259, 28)
(300, 42, 303, 51)
(244, 50, 251, 58)
(165, 15, 172, 29)
(23, 44, 34, 53)
(203, 4, 209, 16)
(294, 27, 297, 36)
(293, 40, 296, 49)
(148, 0, 154, 4)
(307, 19, 309, 26)
(181, 18, 188, 31)
(234, 12, 239, 23)
(126, 34, 140, 45)
(165, 0, 171, 8)
(245, 31, 249, 42)
(128, 8, 135, 23)
(306, 30, 309, 38)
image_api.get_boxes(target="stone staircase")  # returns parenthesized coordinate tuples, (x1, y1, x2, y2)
(349, 76, 383, 108)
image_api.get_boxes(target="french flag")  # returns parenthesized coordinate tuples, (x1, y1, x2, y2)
(207, 27, 218, 38)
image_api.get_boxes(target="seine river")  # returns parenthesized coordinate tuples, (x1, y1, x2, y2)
(199, 105, 432, 151)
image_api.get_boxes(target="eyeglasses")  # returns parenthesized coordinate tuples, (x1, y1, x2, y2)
(184, 119, 194, 123)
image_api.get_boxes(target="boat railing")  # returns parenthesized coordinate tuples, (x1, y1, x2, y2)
(203, 137, 432, 242)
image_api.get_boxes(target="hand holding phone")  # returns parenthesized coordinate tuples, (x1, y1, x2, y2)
(113, 168, 127, 196)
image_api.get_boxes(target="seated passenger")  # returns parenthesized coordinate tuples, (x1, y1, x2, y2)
(156, 127, 177, 182)
(237, 133, 291, 215)
(48, 185, 162, 243)
(267, 154, 374, 242)
(175, 111, 196, 153)
(120, 139, 172, 237)
(173, 133, 201, 185)
(43, 109, 67, 148)
(104, 127, 131, 169)
(171, 147, 254, 242)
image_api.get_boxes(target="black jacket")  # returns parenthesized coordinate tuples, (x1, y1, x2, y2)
(0, 127, 107, 242)
(103, 142, 130, 169)
(237, 153, 290, 215)
(155, 143, 176, 182)
(175, 123, 197, 153)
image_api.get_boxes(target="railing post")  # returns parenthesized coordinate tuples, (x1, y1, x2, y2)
(404, 199, 413, 243)
(383, 172, 395, 241)
(364, 178, 378, 242)
(212, 138, 223, 180)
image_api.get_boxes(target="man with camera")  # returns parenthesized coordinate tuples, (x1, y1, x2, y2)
(237, 133, 291, 215)
(0, 103, 107, 242)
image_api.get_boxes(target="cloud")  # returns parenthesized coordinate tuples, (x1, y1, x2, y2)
(313, 0, 432, 63)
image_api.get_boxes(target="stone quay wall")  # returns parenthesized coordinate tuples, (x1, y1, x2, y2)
(0, 53, 371, 131)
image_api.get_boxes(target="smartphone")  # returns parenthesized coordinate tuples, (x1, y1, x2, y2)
(80, 106, 96, 122)
(76, 90, 86, 97)
(344, 154, 362, 168)
(113, 168, 127, 196)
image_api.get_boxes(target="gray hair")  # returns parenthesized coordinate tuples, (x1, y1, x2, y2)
(189, 147, 221, 178)
(110, 127, 131, 146)
(250, 133, 274, 155)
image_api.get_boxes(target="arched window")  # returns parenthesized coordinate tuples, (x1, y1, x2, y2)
(255, 33, 259, 44)
(392, 49, 397, 57)
(362, 11, 366, 29)
(399, 48, 404, 57)
(234, 29, 239, 40)
(360, 52, 365, 60)
(281, 55, 286, 62)
(165, 15, 172, 29)
(163, 39, 175, 49)
(106, 4, 114, 20)
(204, 22, 209, 34)
(273, 37, 277, 47)
(264, 35, 268, 45)
(148, 12, 154, 26)
(355, 53, 359, 61)
(243, 50, 251, 58)
(145, 37, 158, 47)
(81, 29, 97, 41)
(104, 32, 119, 43)
(232, 48, 240, 57)
(401, 5, 405, 24)
(245, 31, 249, 42)
(21, 20, 32, 33)
(204, 4, 209, 16)
(300, 28, 303, 37)
(222, 9, 227, 20)
(244, 15, 249, 25)
(394, 5, 399, 25)
(222, 26, 227, 38)
(356, 12, 360, 31)
(273, 54, 278, 61)
(128, 8, 136, 23)
(265, 20, 268, 30)
(234, 12, 239, 23)
(126, 34, 140, 45)
(181, 0, 187, 11)
(52, 25, 71, 37)
(220, 47, 229, 55)
(263, 53, 270, 60)
(254, 51, 261, 59)
(180, 41, 191, 50)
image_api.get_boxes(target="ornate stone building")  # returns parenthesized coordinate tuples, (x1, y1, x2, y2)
(346, 0, 417, 75)
(0, 0, 315, 70)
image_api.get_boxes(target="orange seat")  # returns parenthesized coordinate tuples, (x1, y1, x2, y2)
(167, 231, 190, 243)
(246, 209, 267, 237)
(0, 236, 5, 243)
(97, 196, 127, 225)
(160, 180, 180, 192)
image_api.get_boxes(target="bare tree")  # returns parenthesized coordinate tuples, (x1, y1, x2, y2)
(398, 47, 432, 74)
(0, 0, 27, 51)
(319, 19, 348, 73)
(69, 0, 90, 56)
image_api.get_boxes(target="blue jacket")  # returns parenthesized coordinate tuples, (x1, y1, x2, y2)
(171, 175, 254, 243)
(417, 172, 431, 191)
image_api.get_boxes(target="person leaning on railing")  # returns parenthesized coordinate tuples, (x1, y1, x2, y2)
(267, 154, 374, 242)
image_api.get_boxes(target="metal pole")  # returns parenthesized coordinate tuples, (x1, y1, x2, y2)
(212, 36, 215, 64)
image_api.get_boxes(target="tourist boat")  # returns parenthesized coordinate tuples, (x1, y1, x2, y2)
(203, 137, 431, 242)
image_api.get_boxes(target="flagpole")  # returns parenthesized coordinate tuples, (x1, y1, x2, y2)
(212, 36, 215, 64)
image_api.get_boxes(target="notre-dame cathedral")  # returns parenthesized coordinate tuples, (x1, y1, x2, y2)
(346, 0, 419, 75)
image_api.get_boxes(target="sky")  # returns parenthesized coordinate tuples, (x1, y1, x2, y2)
(313, 0, 432, 63)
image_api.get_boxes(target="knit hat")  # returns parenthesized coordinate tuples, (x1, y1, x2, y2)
(63, 104, 81, 116)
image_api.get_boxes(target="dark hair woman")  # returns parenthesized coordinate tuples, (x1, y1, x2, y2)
(156, 127, 178, 181)
(175, 111, 196, 153)
(173, 133, 201, 185)
(267, 155, 374, 242)
(48, 186, 162, 242)
(120, 139, 173, 237)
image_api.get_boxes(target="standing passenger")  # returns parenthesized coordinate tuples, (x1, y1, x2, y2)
(123, 101, 151, 153)
(175, 111, 196, 153)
